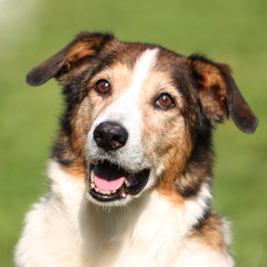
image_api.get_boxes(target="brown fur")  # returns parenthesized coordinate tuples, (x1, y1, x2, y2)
(191, 214, 230, 255)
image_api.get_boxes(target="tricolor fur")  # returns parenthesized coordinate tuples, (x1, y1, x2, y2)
(15, 32, 258, 267)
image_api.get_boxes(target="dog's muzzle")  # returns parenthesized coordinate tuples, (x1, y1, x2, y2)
(88, 121, 150, 202)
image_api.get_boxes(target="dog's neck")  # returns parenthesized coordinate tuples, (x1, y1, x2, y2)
(48, 159, 212, 265)
(83, 183, 212, 266)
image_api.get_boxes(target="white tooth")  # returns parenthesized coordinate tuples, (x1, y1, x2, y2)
(125, 180, 130, 187)
(111, 190, 116, 194)
(106, 190, 111, 195)
(91, 183, 95, 189)
(90, 170, 95, 182)
(95, 187, 100, 193)
(122, 192, 127, 198)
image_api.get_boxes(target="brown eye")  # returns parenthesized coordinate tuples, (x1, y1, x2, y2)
(95, 79, 110, 94)
(155, 93, 175, 109)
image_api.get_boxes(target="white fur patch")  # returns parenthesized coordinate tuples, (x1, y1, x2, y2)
(14, 161, 88, 267)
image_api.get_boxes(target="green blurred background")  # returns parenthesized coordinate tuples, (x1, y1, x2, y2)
(0, 0, 266, 266)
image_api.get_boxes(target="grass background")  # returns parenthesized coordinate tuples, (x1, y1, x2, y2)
(0, 0, 266, 266)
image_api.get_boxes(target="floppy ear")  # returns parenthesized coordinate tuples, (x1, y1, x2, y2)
(189, 55, 258, 134)
(26, 32, 116, 86)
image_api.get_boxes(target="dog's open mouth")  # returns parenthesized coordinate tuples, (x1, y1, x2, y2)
(89, 161, 150, 202)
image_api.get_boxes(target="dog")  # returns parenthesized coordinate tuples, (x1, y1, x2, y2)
(15, 32, 258, 267)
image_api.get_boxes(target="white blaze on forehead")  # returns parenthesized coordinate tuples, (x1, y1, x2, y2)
(130, 48, 159, 96)
(111, 48, 159, 106)
(87, 48, 159, 171)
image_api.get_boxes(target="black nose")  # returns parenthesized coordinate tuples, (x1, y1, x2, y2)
(93, 121, 128, 151)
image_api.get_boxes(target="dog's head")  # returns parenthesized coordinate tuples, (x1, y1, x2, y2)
(27, 32, 258, 206)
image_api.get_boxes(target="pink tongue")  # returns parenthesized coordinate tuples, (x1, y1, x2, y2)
(93, 162, 129, 191)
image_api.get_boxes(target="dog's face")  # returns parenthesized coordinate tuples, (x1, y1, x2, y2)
(85, 48, 189, 205)
(27, 32, 258, 206)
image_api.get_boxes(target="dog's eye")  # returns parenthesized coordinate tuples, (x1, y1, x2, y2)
(155, 93, 175, 109)
(94, 79, 110, 94)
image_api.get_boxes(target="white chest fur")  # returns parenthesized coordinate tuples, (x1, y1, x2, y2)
(15, 161, 233, 267)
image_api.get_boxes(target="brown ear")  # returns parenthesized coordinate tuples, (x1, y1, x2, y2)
(26, 32, 115, 86)
(189, 55, 258, 134)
